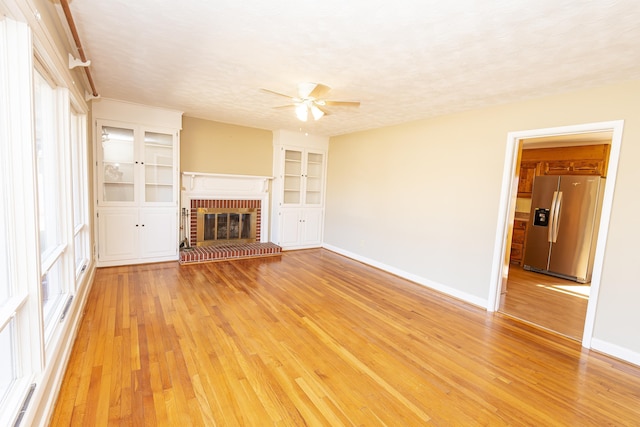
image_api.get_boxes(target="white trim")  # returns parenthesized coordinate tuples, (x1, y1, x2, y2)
(0, 15, 43, 426)
(92, 98, 183, 129)
(590, 338, 640, 367)
(323, 243, 488, 308)
(40, 244, 66, 274)
(0, 293, 28, 331)
(28, 264, 96, 427)
(581, 122, 623, 347)
(488, 120, 624, 352)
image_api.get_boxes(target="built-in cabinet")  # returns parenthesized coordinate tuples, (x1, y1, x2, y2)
(510, 219, 528, 265)
(96, 207, 178, 263)
(272, 130, 328, 249)
(282, 148, 326, 206)
(517, 161, 539, 198)
(541, 159, 605, 176)
(278, 208, 324, 248)
(517, 144, 610, 196)
(93, 99, 182, 266)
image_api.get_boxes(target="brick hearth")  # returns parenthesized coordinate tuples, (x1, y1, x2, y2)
(179, 242, 281, 264)
(180, 197, 280, 264)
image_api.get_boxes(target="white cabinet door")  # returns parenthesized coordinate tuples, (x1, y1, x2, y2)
(303, 150, 325, 206)
(139, 208, 178, 259)
(97, 123, 138, 206)
(97, 208, 139, 262)
(282, 148, 303, 205)
(96, 120, 178, 208)
(279, 147, 326, 207)
(279, 209, 302, 247)
(278, 208, 324, 249)
(142, 129, 178, 205)
(301, 208, 324, 246)
(97, 208, 178, 264)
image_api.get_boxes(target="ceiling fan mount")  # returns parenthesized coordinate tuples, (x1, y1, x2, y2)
(262, 82, 360, 122)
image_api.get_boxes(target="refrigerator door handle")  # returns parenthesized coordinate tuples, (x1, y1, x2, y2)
(552, 191, 563, 243)
(548, 191, 559, 242)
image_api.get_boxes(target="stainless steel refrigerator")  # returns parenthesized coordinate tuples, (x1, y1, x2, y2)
(523, 175, 605, 283)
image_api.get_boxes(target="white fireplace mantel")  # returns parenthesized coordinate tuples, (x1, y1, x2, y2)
(181, 172, 273, 242)
(182, 171, 272, 196)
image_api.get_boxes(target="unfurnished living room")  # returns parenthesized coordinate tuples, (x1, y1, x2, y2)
(2, 0, 640, 425)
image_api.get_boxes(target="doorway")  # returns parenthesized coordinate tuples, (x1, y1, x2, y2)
(501, 134, 611, 340)
(488, 121, 624, 347)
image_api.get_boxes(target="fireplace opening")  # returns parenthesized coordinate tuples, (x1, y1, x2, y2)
(196, 207, 257, 246)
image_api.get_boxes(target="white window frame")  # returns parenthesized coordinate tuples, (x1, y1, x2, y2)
(71, 110, 90, 283)
(0, 10, 93, 424)
(0, 16, 44, 427)
(33, 67, 72, 342)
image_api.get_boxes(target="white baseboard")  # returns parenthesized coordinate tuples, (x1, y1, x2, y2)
(31, 264, 97, 427)
(590, 338, 640, 367)
(323, 244, 640, 368)
(322, 243, 487, 308)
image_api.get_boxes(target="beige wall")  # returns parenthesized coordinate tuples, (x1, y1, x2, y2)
(181, 116, 273, 176)
(325, 79, 640, 357)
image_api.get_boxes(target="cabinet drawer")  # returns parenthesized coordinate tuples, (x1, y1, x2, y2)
(510, 243, 523, 263)
(571, 160, 603, 175)
(543, 160, 571, 175)
(513, 220, 527, 230)
(542, 160, 604, 176)
(512, 228, 525, 244)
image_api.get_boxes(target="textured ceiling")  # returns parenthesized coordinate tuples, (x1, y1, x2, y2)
(66, 0, 640, 136)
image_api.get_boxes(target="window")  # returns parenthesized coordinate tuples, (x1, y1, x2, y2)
(0, 188, 9, 307)
(71, 111, 90, 280)
(1, 13, 92, 426)
(0, 145, 17, 408)
(0, 320, 17, 405)
(0, 17, 36, 425)
(34, 70, 68, 328)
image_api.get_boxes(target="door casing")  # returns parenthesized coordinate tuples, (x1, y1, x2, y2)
(488, 120, 624, 348)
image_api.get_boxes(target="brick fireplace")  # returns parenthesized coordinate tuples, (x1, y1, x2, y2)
(190, 199, 261, 246)
(180, 172, 280, 264)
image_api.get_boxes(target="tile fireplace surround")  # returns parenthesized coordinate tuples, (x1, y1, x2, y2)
(179, 172, 281, 264)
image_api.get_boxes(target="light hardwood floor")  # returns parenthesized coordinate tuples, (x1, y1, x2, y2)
(499, 265, 589, 340)
(50, 249, 640, 425)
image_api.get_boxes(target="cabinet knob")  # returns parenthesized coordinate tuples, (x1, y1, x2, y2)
(135, 224, 139, 227)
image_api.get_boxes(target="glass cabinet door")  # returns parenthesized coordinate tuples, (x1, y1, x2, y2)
(99, 125, 135, 203)
(283, 149, 302, 204)
(305, 151, 324, 205)
(143, 130, 174, 203)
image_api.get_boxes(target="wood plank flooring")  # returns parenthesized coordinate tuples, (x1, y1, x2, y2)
(50, 249, 640, 426)
(499, 265, 589, 340)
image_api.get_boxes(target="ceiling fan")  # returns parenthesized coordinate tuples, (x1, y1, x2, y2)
(262, 82, 360, 122)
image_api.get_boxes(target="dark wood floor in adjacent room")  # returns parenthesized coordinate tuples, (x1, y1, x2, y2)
(50, 249, 640, 426)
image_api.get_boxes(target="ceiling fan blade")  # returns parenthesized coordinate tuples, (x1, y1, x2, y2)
(323, 100, 360, 107)
(273, 104, 296, 109)
(308, 83, 331, 99)
(260, 88, 295, 99)
(315, 105, 331, 116)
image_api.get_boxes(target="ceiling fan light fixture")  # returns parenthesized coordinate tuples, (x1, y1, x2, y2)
(295, 103, 308, 121)
(263, 83, 359, 122)
(310, 104, 324, 120)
